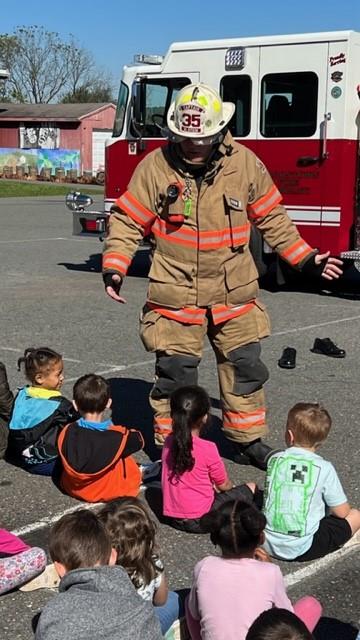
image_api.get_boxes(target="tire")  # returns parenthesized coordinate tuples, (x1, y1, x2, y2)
(95, 170, 105, 185)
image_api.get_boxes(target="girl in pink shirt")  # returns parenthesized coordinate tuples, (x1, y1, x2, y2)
(185, 500, 322, 640)
(161, 385, 256, 534)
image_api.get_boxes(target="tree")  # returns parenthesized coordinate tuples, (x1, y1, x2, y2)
(0, 33, 17, 101)
(0, 25, 114, 104)
(61, 84, 114, 103)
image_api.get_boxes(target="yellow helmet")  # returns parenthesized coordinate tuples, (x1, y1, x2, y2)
(167, 83, 235, 142)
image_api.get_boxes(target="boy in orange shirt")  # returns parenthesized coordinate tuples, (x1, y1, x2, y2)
(58, 374, 156, 502)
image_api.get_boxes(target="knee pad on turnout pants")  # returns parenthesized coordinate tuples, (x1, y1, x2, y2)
(227, 342, 269, 395)
(151, 353, 200, 400)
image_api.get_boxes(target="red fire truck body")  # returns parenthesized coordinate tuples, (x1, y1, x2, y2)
(71, 30, 360, 263)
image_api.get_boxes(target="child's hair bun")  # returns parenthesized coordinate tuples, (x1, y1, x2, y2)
(240, 506, 266, 538)
(200, 509, 222, 534)
(201, 499, 266, 555)
(17, 348, 35, 371)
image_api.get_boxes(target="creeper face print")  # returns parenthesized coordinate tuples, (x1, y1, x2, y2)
(264, 455, 321, 537)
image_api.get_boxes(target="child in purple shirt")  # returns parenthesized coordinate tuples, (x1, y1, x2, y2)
(161, 386, 256, 534)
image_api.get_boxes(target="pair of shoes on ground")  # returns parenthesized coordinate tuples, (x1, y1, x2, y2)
(19, 563, 60, 592)
(278, 338, 346, 370)
(232, 439, 280, 471)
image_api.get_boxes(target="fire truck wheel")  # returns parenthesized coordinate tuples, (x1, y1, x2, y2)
(95, 171, 105, 185)
(249, 226, 267, 277)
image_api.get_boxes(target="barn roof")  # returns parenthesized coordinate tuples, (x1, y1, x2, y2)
(0, 103, 115, 122)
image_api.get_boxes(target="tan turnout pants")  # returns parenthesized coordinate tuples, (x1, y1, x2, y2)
(140, 301, 271, 446)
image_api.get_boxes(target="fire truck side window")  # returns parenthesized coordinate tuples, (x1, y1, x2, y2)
(130, 77, 190, 138)
(220, 76, 251, 137)
(261, 72, 318, 137)
(113, 82, 129, 138)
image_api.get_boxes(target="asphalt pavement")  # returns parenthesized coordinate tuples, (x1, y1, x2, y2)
(0, 195, 359, 639)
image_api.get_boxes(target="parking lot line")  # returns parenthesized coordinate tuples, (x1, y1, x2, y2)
(12, 502, 102, 537)
(12, 497, 356, 590)
(0, 237, 70, 243)
(273, 313, 360, 336)
(284, 540, 358, 587)
(0, 237, 99, 244)
(2, 312, 360, 383)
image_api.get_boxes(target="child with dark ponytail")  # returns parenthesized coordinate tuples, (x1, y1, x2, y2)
(7, 347, 77, 476)
(185, 499, 322, 640)
(161, 385, 257, 534)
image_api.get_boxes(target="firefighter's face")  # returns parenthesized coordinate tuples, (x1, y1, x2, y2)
(179, 139, 214, 164)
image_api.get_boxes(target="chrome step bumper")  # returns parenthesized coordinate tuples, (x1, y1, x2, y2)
(340, 250, 360, 260)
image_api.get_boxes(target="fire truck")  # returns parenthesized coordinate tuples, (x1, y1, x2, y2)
(66, 30, 360, 271)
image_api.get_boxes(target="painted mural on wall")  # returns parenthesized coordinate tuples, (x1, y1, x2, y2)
(0, 148, 80, 174)
(20, 125, 60, 149)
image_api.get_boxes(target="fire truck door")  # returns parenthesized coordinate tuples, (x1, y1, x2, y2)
(257, 41, 329, 251)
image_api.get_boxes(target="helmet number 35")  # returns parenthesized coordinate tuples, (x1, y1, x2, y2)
(182, 113, 201, 128)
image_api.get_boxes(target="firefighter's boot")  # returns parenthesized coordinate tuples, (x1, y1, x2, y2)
(232, 438, 276, 471)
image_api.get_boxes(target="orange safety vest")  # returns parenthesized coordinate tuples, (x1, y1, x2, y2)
(58, 423, 142, 503)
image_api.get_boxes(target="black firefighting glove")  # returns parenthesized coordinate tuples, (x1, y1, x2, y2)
(103, 272, 122, 294)
(300, 253, 326, 279)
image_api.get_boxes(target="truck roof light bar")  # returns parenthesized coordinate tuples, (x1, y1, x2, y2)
(134, 54, 164, 65)
(225, 47, 246, 70)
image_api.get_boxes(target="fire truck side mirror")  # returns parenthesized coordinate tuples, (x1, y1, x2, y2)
(132, 80, 145, 127)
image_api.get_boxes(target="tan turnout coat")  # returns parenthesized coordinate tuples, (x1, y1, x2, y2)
(103, 132, 314, 320)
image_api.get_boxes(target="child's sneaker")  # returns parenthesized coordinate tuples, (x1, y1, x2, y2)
(19, 563, 60, 591)
(164, 617, 190, 640)
(139, 460, 162, 483)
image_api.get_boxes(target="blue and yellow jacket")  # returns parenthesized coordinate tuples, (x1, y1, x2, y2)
(7, 386, 77, 466)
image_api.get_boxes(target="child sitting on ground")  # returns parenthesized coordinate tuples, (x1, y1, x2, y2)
(186, 499, 321, 640)
(99, 497, 183, 636)
(6, 347, 77, 476)
(34, 509, 162, 640)
(263, 402, 360, 561)
(0, 527, 47, 595)
(161, 385, 257, 534)
(58, 374, 147, 502)
(246, 608, 314, 640)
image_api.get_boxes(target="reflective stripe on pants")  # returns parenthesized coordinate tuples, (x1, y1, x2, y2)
(140, 303, 270, 445)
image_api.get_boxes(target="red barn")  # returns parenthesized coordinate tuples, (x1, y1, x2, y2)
(0, 103, 115, 174)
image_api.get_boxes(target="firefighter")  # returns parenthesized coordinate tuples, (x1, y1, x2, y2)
(102, 83, 342, 469)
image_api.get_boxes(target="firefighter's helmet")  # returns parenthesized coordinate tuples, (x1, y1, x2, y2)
(167, 83, 235, 143)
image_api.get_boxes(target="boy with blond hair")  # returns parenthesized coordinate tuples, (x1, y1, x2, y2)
(263, 402, 360, 561)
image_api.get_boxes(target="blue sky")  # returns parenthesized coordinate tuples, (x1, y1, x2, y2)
(2, 0, 360, 85)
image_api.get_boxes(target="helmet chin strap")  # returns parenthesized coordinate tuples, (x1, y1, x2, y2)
(177, 145, 218, 171)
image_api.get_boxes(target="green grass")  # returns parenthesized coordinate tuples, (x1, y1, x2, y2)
(0, 181, 104, 197)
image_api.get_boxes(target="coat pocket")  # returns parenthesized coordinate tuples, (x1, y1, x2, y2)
(139, 308, 161, 352)
(224, 192, 250, 249)
(253, 299, 271, 339)
(147, 253, 194, 308)
(139, 307, 172, 352)
(224, 251, 259, 304)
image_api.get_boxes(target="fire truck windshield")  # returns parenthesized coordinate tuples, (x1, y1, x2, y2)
(129, 77, 190, 138)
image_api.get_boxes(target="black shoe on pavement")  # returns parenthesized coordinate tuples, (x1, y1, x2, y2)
(311, 337, 346, 358)
(232, 439, 277, 471)
(278, 347, 296, 369)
